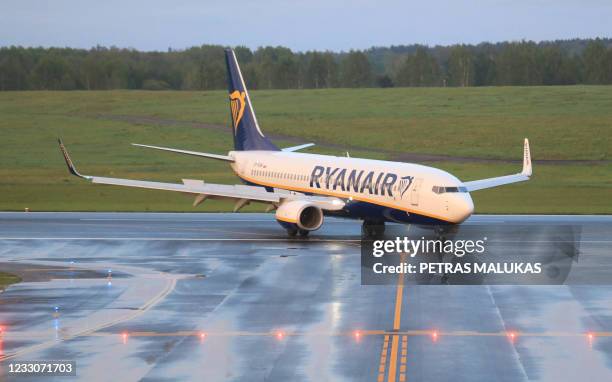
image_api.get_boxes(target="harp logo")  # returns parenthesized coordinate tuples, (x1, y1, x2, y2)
(400, 176, 414, 199)
(229, 90, 246, 135)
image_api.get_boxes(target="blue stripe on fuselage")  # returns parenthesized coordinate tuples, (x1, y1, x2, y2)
(237, 174, 451, 226)
(325, 200, 452, 225)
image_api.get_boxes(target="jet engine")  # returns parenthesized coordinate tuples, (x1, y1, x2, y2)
(276, 200, 324, 231)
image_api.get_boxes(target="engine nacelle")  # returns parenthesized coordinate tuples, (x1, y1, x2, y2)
(276, 200, 324, 231)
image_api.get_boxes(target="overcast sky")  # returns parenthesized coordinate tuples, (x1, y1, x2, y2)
(1, 0, 610, 51)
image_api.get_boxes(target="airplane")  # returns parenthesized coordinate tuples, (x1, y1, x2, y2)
(58, 48, 532, 238)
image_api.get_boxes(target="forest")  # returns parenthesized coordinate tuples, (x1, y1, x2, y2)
(1, 38, 611, 90)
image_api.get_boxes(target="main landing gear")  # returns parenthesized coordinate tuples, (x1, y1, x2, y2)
(361, 220, 385, 238)
(434, 225, 459, 241)
(286, 227, 310, 237)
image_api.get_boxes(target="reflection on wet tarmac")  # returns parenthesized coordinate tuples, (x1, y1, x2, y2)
(0, 213, 611, 381)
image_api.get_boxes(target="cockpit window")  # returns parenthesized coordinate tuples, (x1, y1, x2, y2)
(432, 186, 467, 194)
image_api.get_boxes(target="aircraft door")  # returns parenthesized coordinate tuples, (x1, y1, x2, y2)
(410, 178, 423, 206)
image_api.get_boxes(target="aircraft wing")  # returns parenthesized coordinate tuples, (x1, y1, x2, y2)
(58, 139, 345, 212)
(464, 139, 532, 192)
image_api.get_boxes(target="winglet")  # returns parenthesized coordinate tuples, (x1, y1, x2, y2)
(57, 138, 90, 179)
(522, 138, 532, 176)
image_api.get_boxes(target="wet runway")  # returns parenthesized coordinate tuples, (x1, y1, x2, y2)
(1, 212, 612, 381)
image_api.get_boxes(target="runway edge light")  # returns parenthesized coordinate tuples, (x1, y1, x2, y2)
(587, 332, 595, 347)
(275, 330, 284, 340)
(507, 331, 517, 343)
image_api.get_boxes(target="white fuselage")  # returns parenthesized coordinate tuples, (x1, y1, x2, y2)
(229, 151, 474, 224)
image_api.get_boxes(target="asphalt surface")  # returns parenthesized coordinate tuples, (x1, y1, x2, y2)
(0, 212, 611, 381)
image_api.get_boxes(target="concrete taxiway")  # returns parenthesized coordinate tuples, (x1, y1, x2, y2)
(0, 212, 611, 381)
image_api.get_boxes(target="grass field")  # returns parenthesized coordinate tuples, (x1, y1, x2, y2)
(0, 86, 610, 214)
(0, 271, 21, 290)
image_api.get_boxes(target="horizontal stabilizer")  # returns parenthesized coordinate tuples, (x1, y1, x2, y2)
(132, 144, 234, 162)
(281, 143, 315, 152)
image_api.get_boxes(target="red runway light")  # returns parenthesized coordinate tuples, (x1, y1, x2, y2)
(276, 331, 284, 340)
(587, 332, 595, 346)
(199, 332, 206, 341)
(507, 331, 517, 343)
(432, 330, 438, 342)
(353, 330, 362, 341)
(121, 332, 128, 344)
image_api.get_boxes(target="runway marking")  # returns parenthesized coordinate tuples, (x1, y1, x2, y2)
(4, 329, 612, 341)
(78, 218, 357, 223)
(378, 251, 407, 382)
(387, 267, 405, 381)
(4, 237, 609, 246)
(392, 270, 405, 332)
(80, 218, 274, 222)
(0, 264, 180, 362)
(387, 334, 400, 381)
(399, 336, 407, 382)
(377, 334, 390, 382)
(0, 237, 361, 242)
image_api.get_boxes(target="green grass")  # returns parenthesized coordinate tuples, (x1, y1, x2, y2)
(0, 87, 610, 213)
(0, 271, 21, 290)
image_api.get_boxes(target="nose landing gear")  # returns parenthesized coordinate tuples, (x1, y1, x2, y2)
(361, 220, 385, 238)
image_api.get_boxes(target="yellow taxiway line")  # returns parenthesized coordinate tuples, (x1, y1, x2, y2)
(376, 252, 407, 382)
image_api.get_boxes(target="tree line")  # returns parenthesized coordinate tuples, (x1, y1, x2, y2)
(1, 38, 611, 90)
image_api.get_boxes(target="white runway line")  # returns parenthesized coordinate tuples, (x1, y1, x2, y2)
(78, 218, 357, 223)
(80, 218, 273, 222)
(0, 261, 184, 362)
(0, 237, 362, 242)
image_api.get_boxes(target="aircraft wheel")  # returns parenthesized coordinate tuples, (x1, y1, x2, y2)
(362, 220, 385, 238)
(286, 227, 298, 237)
(435, 226, 446, 241)
(298, 229, 310, 237)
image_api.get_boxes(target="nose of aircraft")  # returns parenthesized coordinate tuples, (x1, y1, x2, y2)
(458, 193, 474, 222)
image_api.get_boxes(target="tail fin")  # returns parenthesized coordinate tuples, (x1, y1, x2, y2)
(224, 49, 278, 151)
